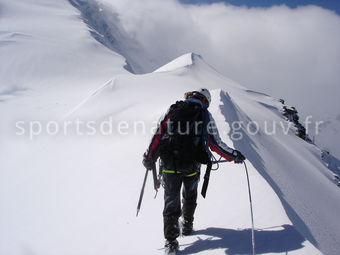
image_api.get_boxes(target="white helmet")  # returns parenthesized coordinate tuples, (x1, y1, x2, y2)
(197, 88, 211, 106)
(184, 88, 211, 107)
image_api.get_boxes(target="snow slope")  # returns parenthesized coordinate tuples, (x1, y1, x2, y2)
(0, 0, 129, 141)
(67, 52, 340, 255)
(1, 1, 340, 255)
(69, 0, 340, 159)
(0, 0, 127, 108)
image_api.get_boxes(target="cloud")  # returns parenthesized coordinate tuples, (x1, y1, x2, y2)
(97, 0, 340, 121)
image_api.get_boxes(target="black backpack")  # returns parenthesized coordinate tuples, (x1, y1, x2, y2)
(158, 100, 210, 171)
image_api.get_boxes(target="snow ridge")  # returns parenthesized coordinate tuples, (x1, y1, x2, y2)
(1, 1, 340, 255)
(68, 0, 156, 74)
(153, 52, 201, 72)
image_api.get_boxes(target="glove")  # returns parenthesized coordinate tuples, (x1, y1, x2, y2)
(142, 153, 156, 170)
(233, 150, 245, 164)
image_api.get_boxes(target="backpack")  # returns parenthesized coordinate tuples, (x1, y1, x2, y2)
(158, 100, 210, 172)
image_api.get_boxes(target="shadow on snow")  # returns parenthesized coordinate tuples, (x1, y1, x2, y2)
(216, 90, 318, 249)
(180, 224, 305, 255)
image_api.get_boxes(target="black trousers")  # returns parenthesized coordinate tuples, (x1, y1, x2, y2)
(162, 172, 199, 240)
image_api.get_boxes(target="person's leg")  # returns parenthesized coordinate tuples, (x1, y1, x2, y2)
(163, 173, 182, 241)
(181, 174, 199, 235)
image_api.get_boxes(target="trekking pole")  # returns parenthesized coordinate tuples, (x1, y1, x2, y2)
(211, 159, 256, 255)
(244, 161, 256, 255)
(136, 169, 149, 217)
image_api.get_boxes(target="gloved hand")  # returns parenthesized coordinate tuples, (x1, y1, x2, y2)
(233, 150, 246, 164)
(142, 153, 156, 170)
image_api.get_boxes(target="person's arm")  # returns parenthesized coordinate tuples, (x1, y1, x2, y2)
(144, 110, 170, 162)
(207, 112, 245, 163)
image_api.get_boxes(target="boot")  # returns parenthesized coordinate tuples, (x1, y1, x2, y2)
(164, 215, 180, 241)
(181, 203, 197, 235)
(181, 219, 193, 236)
(164, 239, 179, 254)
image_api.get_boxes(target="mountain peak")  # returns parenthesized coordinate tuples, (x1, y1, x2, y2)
(153, 52, 203, 73)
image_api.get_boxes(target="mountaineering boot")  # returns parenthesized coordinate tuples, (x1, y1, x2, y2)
(181, 219, 193, 236)
(164, 215, 180, 241)
(181, 203, 196, 235)
(164, 239, 179, 254)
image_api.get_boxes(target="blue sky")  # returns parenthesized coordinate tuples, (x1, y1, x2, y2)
(180, 0, 340, 14)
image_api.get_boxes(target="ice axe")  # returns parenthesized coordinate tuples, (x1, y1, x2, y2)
(136, 164, 160, 217)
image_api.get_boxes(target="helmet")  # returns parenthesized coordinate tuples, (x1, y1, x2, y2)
(197, 88, 211, 106)
(184, 88, 211, 107)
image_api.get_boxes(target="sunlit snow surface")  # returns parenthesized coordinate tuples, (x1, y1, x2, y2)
(0, 1, 340, 255)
